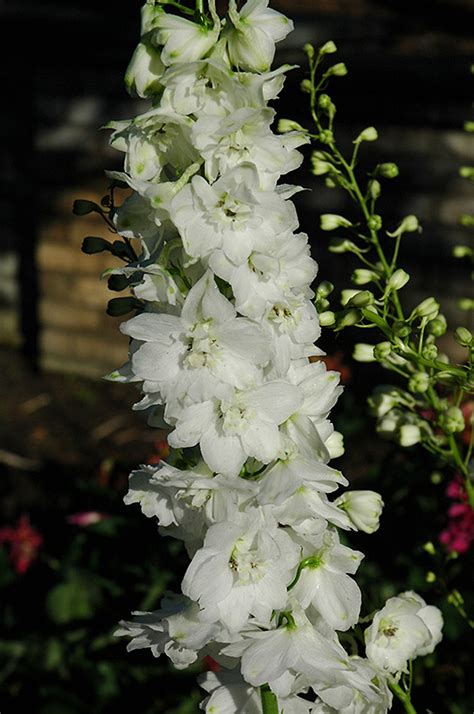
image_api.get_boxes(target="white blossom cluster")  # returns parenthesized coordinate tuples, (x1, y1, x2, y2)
(107, 1, 443, 711)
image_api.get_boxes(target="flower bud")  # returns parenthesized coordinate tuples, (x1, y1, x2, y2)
(335, 490, 383, 533)
(426, 571, 437, 583)
(125, 41, 164, 98)
(320, 214, 352, 231)
(427, 314, 447, 336)
(325, 430, 344, 458)
(351, 269, 378, 285)
(311, 153, 333, 175)
(319, 129, 334, 144)
(387, 215, 420, 238)
(399, 424, 421, 447)
(411, 297, 440, 321)
(373, 342, 392, 361)
(458, 298, 474, 310)
(393, 321, 412, 338)
(353, 343, 376, 362)
(278, 119, 306, 133)
(460, 166, 474, 180)
(440, 406, 465, 434)
(346, 290, 375, 309)
(367, 214, 382, 231)
(319, 310, 336, 326)
(453, 245, 472, 258)
(318, 93, 332, 109)
(326, 62, 348, 77)
(337, 308, 362, 328)
(464, 121, 474, 133)
(408, 372, 430, 394)
(303, 42, 315, 58)
(316, 281, 334, 299)
(355, 126, 378, 143)
(422, 344, 438, 361)
(319, 40, 337, 55)
(423, 541, 436, 555)
(378, 162, 399, 178)
(329, 238, 359, 253)
(454, 326, 473, 347)
(388, 269, 410, 291)
(460, 214, 474, 227)
(300, 78, 312, 93)
(368, 179, 381, 200)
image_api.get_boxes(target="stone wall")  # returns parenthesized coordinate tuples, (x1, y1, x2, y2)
(1, 0, 472, 376)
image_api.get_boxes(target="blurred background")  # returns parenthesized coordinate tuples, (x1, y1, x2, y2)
(0, 0, 473, 712)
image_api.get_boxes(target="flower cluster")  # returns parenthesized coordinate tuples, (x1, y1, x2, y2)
(98, 1, 444, 711)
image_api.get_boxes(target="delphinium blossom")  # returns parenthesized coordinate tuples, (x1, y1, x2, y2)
(87, 1, 444, 711)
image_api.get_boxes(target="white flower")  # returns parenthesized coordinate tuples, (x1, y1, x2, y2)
(199, 671, 263, 713)
(226, 0, 294, 72)
(310, 656, 392, 713)
(365, 591, 443, 674)
(334, 490, 383, 534)
(153, 6, 220, 66)
(291, 529, 363, 631)
(115, 594, 229, 669)
(167, 378, 302, 476)
(182, 510, 299, 629)
(169, 163, 298, 264)
(125, 41, 165, 98)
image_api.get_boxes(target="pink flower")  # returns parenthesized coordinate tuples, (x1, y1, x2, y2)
(0, 515, 43, 575)
(439, 477, 474, 554)
(67, 511, 107, 527)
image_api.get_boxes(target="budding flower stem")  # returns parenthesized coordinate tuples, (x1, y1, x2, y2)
(389, 677, 418, 714)
(260, 685, 279, 714)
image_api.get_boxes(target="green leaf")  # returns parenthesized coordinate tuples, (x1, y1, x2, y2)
(72, 199, 102, 216)
(46, 571, 102, 624)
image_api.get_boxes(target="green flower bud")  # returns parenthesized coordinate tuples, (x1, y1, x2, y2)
(373, 342, 392, 361)
(351, 269, 379, 285)
(320, 214, 352, 231)
(453, 245, 473, 258)
(399, 424, 421, 447)
(464, 121, 474, 133)
(454, 326, 473, 347)
(355, 126, 378, 143)
(458, 298, 474, 310)
(303, 43, 315, 58)
(368, 179, 381, 200)
(325, 177, 337, 188)
(346, 290, 375, 308)
(319, 40, 337, 55)
(460, 214, 474, 227)
(422, 344, 438, 361)
(393, 321, 412, 338)
(300, 79, 312, 93)
(319, 129, 334, 144)
(337, 309, 362, 328)
(353, 343, 376, 362)
(278, 119, 306, 133)
(318, 94, 332, 110)
(427, 314, 447, 336)
(367, 214, 382, 231)
(316, 281, 334, 299)
(411, 297, 440, 321)
(329, 238, 359, 253)
(426, 572, 437, 584)
(341, 289, 359, 306)
(378, 162, 399, 179)
(387, 215, 420, 238)
(423, 541, 436, 555)
(440, 406, 465, 434)
(311, 153, 333, 176)
(319, 310, 336, 326)
(327, 62, 347, 77)
(431, 472, 442, 485)
(408, 372, 430, 393)
(459, 166, 474, 180)
(388, 269, 410, 291)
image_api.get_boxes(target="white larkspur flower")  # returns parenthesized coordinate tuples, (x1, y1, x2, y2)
(365, 591, 443, 674)
(335, 490, 384, 534)
(125, 41, 165, 98)
(291, 529, 363, 631)
(169, 163, 298, 264)
(153, 4, 221, 67)
(226, 0, 294, 72)
(121, 271, 270, 398)
(311, 656, 392, 713)
(182, 510, 299, 629)
(167, 379, 303, 477)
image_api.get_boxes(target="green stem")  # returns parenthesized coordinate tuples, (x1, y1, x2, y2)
(448, 433, 474, 508)
(196, 0, 204, 15)
(389, 678, 417, 714)
(260, 685, 279, 714)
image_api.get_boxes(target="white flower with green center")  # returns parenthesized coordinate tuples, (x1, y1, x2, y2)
(291, 529, 363, 631)
(167, 379, 302, 476)
(121, 272, 270, 401)
(182, 511, 299, 629)
(226, 0, 294, 73)
(364, 591, 443, 674)
(310, 656, 392, 713)
(170, 164, 298, 264)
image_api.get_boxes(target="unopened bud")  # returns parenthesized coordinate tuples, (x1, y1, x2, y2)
(278, 119, 306, 133)
(408, 372, 430, 394)
(440, 406, 465, 434)
(337, 309, 362, 329)
(378, 162, 399, 179)
(458, 298, 474, 310)
(320, 214, 352, 231)
(373, 342, 392, 361)
(453, 245, 473, 258)
(387, 215, 420, 238)
(351, 269, 378, 285)
(426, 572, 437, 583)
(300, 79, 312, 93)
(319, 129, 334, 144)
(303, 43, 315, 59)
(311, 154, 333, 176)
(335, 490, 383, 533)
(388, 269, 410, 291)
(368, 179, 381, 200)
(367, 214, 382, 231)
(460, 214, 474, 227)
(316, 281, 334, 299)
(427, 314, 447, 336)
(329, 238, 359, 253)
(353, 343, 376, 363)
(355, 126, 378, 143)
(464, 121, 474, 133)
(422, 344, 438, 361)
(393, 321, 412, 338)
(411, 297, 440, 321)
(454, 326, 473, 347)
(459, 166, 474, 180)
(319, 40, 337, 55)
(346, 290, 375, 309)
(319, 310, 336, 326)
(399, 424, 421, 447)
(423, 541, 436, 555)
(327, 62, 347, 77)
(318, 93, 332, 110)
